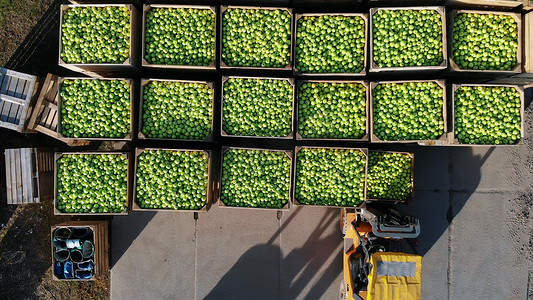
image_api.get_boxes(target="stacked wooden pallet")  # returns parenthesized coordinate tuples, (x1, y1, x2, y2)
(4, 148, 53, 204)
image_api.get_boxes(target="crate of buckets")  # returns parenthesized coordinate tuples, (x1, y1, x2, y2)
(51, 220, 109, 280)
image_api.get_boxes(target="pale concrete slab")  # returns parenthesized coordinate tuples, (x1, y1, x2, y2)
(279, 206, 343, 300)
(449, 146, 531, 193)
(196, 204, 282, 300)
(110, 211, 196, 300)
(449, 192, 531, 300)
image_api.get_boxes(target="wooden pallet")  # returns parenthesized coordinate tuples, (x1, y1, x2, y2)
(4, 148, 54, 204)
(0, 68, 40, 132)
(26, 74, 89, 146)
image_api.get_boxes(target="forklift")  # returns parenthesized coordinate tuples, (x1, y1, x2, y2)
(340, 204, 422, 300)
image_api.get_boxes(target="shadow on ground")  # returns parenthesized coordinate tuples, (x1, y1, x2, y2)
(4, 0, 78, 77)
(204, 207, 341, 300)
(109, 211, 156, 268)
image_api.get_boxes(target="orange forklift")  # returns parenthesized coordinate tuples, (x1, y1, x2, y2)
(340, 204, 422, 300)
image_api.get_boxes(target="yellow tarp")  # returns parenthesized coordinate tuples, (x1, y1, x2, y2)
(367, 252, 422, 300)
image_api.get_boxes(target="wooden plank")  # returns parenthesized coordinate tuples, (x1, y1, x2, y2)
(0, 102, 13, 122)
(27, 148, 36, 203)
(39, 106, 52, 126)
(0, 93, 28, 105)
(3, 69, 37, 82)
(14, 78, 26, 99)
(32, 149, 40, 203)
(7, 77, 18, 97)
(5, 150, 13, 204)
(7, 103, 21, 124)
(0, 74, 11, 95)
(9, 150, 17, 204)
(14, 149, 23, 203)
(49, 110, 58, 130)
(0, 101, 6, 121)
(0, 120, 21, 131)
(20, 149, 29, 203)
(35, 125, 57, 137)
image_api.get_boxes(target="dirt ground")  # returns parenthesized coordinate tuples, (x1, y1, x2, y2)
(0, 0, 110, 298)
(0, 201, 110, 300)
(0, 0, 53, 67)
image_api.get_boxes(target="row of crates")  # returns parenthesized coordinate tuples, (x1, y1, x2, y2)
(56, 4, 533, 78)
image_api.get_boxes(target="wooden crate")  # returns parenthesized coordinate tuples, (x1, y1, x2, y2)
(132, 148, 214, 212)
(448, 10, 522, 74)
(218, 147, 293, 211)
(4, 148, 54, 204)
(56, 77, 136, 141)
(369, 80, 448, 146)
(219, 6, 294, 71)
(0, 68, 40, 132)
(369, 7, 448, 73)
(58, 4, 140, 78)
(292, 146, 368, 208)
(142, 5, 217, 71)
(295, 80, 370, 142)
(138, 79, 215, 142)
(293, 13, 368, 76)
(54, 152, 132, 215)
(448, 83, 525, 146)
(25, 74, 90, 147)
(51, 220, 109, 281)
(365, 150, 414, 204)
(444, 0, 522, 10)
(220, 76, 295, 139)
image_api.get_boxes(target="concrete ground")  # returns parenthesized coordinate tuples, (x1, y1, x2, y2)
(111, 101, 533, 300)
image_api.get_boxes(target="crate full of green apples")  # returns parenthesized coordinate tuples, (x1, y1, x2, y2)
(219, 147, 292, 210)
(58, 78, 134, 140)
(59, 4, 139, 76)
(451, 84, 524, 145)
(294, 147, 367, 208)
(133, 148, 213, 212)
(54, 152, 131, 215)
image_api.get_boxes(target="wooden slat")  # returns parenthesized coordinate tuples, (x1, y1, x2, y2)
(9, 150, 17, 204)
(0, 74, 11, 95)
(0, 101, 6, 121)
(13, 149, 22, 204)
(20, 149, 29, 203)
(38, 106, 51, 126)
(14, 79, 26, 99)
(7, 77, 18, 97)
(14, 149, 23, 203)
(3, 69, 36, 81)
(0, 120, 22, 131)
(0, 102, 13, 122)
(35, 125, 57, 137)
(5, 150, 13, 204)
(27, 148, 36, 203)
(0, 93, 28, 105)
(7, 103, 21, 124)
(32, 149, 40, 203)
